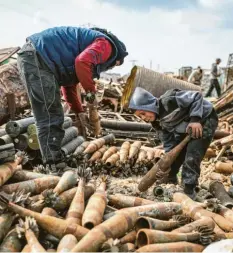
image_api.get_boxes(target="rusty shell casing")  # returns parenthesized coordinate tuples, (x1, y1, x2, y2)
(129, 141, 142, 159)
(146, 150, 155, 161)
(214, 130, 230, 139)
(172, 217, 215, 233)
(153, 148, 165, 159)
(53, 170, 77, 195)
(209, 172, 227, 182)
(89, 146, 107, 162)
(136, 229, 200, 248)
(0, 176, 60, 194)
(215, 232, 233, 240)
(0, 229, 23, 252)
(119, 141, 131, 162)
(105, 153, 120, 168)
(61, 126, 79, 146)
(5, 117, 35, 138)
(41, 207, 60, 218)
(12, 170, 53, 182)
(70, 202, 181, 252)
(136, 149, 147, 164)
(173, 192, 233, 232)
(209, 180, 233, 209)
(6, 201, 89, 240)
(66, 178, 85, 225)
(135, 216, 181, 232)
(102, 146, 118, 162)
(0, 213, 15, 242)
(0, 135, 12, 145)
(136, 241, 204, 252)
(82, 181, 107, 229)
(21, 244, 31, 252)
(138, 135, 191, 192)
(53, 185, 95, 212)
(108, 194, 154, 209)
(215, 161, 233, 174)
(204, 148, 216, 158)
(120, 243, 135, 252)
(25, 229, 46, 252)
(0, 155, 23, 187)
(27, 133, 40, 150)
(218, 205, 233, 223)
(14, 133, 29, 150)
(61, 136, 85, 156)
(111, 202, 182, 221)
(84, 138, 105, 154)
(57, 234, 78, 253)
(211, 134, 233, 148)
(88, 103, 101, 136)
(73, 141, 90, 157)
(119, 230, 137, 244)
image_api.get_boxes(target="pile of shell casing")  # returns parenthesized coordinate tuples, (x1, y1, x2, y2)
(0, 160, 233, 253)
(73, 139, 165, 178)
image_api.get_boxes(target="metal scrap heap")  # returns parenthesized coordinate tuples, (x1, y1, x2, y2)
(0, 111, 232, 252)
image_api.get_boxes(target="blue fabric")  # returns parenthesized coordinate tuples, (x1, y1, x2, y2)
(27, 26, 125, 85)
(129, 87, 159, 114)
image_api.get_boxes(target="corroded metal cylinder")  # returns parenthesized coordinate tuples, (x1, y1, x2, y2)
(27, 133, 40, 150)
(0, 135, 12, 145)
(61, 127, 79, 146)
(61, 136, 85, 155)
(121, 66, 201, 108)
(5, 117, 35, 137)
(14, 133, 29, 150)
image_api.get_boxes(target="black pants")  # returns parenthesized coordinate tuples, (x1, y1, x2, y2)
(163, 110, 218, 186)
(205, 79, 221, 97)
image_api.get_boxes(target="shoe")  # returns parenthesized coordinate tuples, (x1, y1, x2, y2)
(184, 184, 197, 200)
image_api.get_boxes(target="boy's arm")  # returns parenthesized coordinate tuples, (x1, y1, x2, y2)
(175, 90, 204, 138)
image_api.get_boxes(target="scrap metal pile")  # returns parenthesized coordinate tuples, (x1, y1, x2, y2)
(0, 153, 232, 252)
(0, 115, 232, 252)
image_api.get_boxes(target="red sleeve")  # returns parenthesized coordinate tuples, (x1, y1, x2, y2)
(61, 84, 84, 114)
(75, 38, 112, 93)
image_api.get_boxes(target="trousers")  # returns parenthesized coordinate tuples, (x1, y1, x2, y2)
(162, 110, 218, 185)
(17, 42, 65, 164)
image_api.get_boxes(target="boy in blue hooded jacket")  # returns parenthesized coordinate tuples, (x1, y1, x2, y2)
(129, 87, 218, 199)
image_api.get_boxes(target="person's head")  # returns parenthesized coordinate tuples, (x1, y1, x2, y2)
(91, 27, 128, 69)
(216, 58, 221, 65)
(128, 87, 158, 123)
(197, 66, 203, 74)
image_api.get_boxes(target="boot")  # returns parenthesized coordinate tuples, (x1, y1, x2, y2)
(184, 184, 197, 200)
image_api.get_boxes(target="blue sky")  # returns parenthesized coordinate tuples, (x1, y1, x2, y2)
(1, 0, 233, 74)
(98, 0, 198, 11)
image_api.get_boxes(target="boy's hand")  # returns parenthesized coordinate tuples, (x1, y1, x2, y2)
(186, 122, 203, 138)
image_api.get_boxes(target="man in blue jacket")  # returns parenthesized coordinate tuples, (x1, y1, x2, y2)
(129, 87, 218, 199)
(17, 26, 128, 169)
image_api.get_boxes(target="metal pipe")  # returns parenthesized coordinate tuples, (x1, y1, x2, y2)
(101, 119, 153, 132)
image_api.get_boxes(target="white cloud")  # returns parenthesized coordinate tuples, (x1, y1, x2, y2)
(0, 0, 232, 75)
